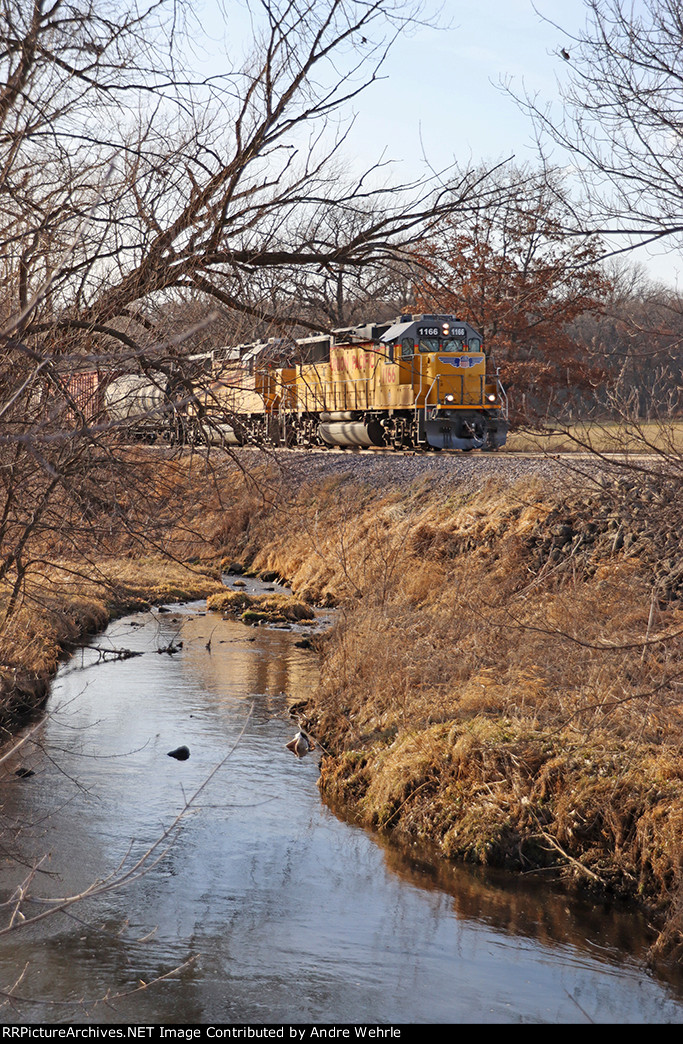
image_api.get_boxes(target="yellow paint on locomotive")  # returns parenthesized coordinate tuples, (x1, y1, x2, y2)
(206, 364, 298, 416)
(296, 361, 331, 413)
(209, 340, 501, 420)
(410, 351, 488, 409)
(291, 343, 496, 415)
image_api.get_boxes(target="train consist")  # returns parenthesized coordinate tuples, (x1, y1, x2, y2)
(66, 314, 509, 452)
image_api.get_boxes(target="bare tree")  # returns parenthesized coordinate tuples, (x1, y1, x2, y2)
(515, 0, 683, 257)
(1, 0, 507, 350)
(571, 260, 683, 420)
(502, 0, 683, 447)
(0, 0, 519, 645)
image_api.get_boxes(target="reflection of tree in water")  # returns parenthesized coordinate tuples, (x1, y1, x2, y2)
(178, 613, 321, 714)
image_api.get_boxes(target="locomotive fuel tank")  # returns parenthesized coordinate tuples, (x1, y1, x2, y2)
(318, 418, 386, 448)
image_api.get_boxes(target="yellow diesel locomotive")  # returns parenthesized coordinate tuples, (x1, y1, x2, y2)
(201, 313, 508, 451)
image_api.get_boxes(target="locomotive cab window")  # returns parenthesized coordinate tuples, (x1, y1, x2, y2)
(401, 338, 414, 359)
(468, 338, 482, 352)
(441, 338, 464, 352)
(418, 337, 439, 353)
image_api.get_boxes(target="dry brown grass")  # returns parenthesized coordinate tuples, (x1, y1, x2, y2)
(506, 419, 683, 454)
(217, 467, 683, 961)
(4, 445, 683, 960)
(0, 555, 223, 690)
(0, 442, 295, 726)
(0, 448, 298, 726)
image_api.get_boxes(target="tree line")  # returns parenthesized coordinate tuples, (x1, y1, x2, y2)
(1, 0, 683, 630)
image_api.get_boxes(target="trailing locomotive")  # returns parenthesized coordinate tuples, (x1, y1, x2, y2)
(203, 313, 508, 451)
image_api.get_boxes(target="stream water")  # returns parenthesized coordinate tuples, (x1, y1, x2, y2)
(0, 581, 682, 1024)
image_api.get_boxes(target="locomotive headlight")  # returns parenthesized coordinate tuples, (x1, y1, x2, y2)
(445, 393, 455, 403)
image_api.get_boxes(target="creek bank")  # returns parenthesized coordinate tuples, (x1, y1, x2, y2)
(0, 559, 224, 733)
(4, 447, 683, 959)
(218, 463, 683, 961)
(5, 601, 678, 1023)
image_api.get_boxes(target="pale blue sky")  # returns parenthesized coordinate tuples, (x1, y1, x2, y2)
(344, 0, 581, 171)
(192, 0, 679, 286)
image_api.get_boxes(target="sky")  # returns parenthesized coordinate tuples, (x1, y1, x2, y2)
(193, 0, 680, 287)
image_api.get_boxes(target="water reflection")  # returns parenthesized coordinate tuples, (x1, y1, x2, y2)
(0, 596, 681, 1024)
(366, 833, 656, 969)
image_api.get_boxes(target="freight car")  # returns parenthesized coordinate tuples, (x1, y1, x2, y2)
(60, 354, 213, 442)
(202, 314, 508, 451)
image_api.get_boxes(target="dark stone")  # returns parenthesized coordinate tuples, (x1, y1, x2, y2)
(167, 745, 190, 761)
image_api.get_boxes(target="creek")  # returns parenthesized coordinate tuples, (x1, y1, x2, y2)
(0, 579, 682, 1024)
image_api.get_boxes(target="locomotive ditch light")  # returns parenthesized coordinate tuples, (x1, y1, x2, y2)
(486, 393, 497, 402)
(445, 393, 455, 403)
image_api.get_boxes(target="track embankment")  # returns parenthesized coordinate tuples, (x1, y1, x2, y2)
(231, 444, 596, 491)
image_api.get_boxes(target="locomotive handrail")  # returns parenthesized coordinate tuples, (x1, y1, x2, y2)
(319, 375, 374, 413)
(413, 353, 424, 412)
(495, 369, 509, 420)
(420, 376, 439, 422)
(340, 376, 371, 412)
